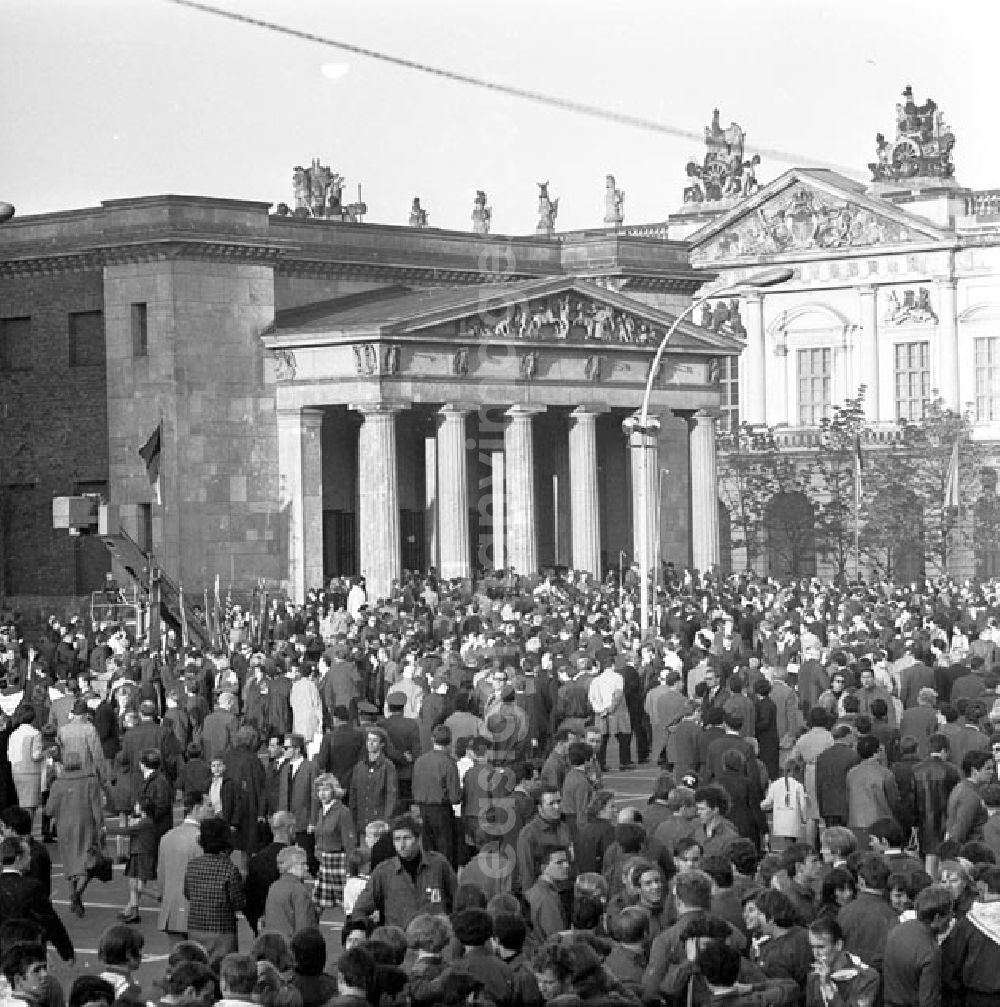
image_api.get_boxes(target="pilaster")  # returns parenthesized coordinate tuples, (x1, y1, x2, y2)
(859, 286, 880, 421)
(741, 293, 766, 425)
(935, 277, 959, 410)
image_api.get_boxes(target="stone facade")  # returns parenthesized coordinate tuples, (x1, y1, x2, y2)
(0, 195, 734, 605)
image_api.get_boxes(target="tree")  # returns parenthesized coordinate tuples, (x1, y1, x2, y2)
(813, 391, 868, 581)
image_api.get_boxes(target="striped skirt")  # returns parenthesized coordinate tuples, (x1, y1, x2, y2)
(313, 850, 347, 909)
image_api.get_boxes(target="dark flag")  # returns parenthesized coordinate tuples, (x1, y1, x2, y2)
(139, 424, 162, 505)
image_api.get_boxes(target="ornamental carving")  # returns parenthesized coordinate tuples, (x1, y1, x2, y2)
(536, 182, 559, 237)
(584, 355, 604, 382)
(352, 343, 400, 376)
(682, 109, 760, 204)
(885, 287, 938, 325)
(452, 347, 470, 376)
(604, 175, 624, 226)
(287, 157, 367, 222)
(869, 86, 956, 183)
(460, 295, 659, 345)
(272, 349, 297, 381)
(699, 299, 746, 338)
(519, 352, 539, 380)
(701, 184, 922, 261)
(471, 190, 492, 235)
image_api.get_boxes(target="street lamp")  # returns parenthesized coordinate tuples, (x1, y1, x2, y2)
(636, 265, 794, 634)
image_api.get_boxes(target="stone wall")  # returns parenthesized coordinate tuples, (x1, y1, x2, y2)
(0, 269, 108, 596)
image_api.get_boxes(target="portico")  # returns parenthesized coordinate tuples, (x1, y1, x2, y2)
(264, 277, 739, 602)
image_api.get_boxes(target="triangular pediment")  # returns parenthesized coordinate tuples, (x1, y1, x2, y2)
(688, 168, 953, 263)
(270, 277, 742, 355)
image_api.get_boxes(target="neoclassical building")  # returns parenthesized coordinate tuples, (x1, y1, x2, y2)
(660, 91, 1000, 577)
(0, 191, 736, 606)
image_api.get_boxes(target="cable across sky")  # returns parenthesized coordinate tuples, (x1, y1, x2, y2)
(162, 0, 864, 179)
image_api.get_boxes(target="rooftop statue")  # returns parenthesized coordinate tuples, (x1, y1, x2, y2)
(472, 190, 492, 235)
(291, 158, 367, 221)
(604, 175, 624, 227)
(409, 198, 428, 228)
(536, 181, 559, 237)
(682, 109, 761, 204)
(868, 85, 956, 183)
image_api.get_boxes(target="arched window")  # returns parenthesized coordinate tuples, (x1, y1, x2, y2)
(765, 491, 816, 578)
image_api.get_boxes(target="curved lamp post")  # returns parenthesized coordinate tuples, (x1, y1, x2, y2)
(636, 265, 794, 634)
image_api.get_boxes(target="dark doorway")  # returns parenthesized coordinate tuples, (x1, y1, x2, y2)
(323, 510, 357, 580)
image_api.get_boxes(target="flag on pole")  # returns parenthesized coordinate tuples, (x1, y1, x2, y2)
(853, 432, 864, 511)
(138, 424, 162, 505)
(944, 439, 961, 512)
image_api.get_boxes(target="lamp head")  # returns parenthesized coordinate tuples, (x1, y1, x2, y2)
(740, 266, 794, 288)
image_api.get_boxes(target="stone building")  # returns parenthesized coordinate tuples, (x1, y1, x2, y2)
(662, 90, 1000, 578)
(0, 185, 736, 607)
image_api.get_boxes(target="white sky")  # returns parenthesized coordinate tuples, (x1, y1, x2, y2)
(2, 0, 997, 233)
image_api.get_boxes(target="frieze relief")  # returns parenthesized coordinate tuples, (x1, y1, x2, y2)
(700, 185, 927, 262)
(884, 287, 938, 325)
(459, 294, 661, 346)
(272, 349, 297, 381)
(352, 343, 401, 377)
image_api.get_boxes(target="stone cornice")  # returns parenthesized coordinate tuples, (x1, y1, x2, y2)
(274, 258, 536, 285)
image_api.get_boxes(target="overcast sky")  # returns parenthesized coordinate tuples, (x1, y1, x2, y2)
(3, 0, 996, 233)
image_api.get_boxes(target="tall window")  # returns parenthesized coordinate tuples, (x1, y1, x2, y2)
(715, 356, 740, 433)
(797, 347, 831, 426)
(68, 310, 105, 367)
(0, 317, 32, 371)
(975, 337, 1000, 422)
(894, 341, 930, 421)
(131, 303, 148, 357)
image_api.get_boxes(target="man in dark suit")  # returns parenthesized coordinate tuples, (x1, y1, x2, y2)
(0, 836, 74, 963)
(120, 700, 166, 793)
(815, 725, 861, 827)
(315, 706, 365, 786)
(244, 811, 295, 934)
(379, 692, 423, 811)
(276, 733, 317, 856)
(0, 806, 52, 897)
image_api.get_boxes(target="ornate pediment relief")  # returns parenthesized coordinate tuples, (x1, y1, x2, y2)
(455, 292, 662, 346)
(698, 183, 933, 262)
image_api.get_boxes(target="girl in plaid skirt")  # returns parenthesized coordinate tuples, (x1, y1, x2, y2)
(309, 773, 356, 911)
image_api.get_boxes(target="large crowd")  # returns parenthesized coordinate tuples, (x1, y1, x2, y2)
(1, 566, 1000, 1006)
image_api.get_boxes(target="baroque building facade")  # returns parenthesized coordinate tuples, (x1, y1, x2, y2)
(661, 90, 1000, 579)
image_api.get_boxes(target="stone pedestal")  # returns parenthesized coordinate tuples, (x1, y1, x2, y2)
(505, 405, 544, 574)
(569, 407, 602, 576)
(688, 410, 720, 571)
(356, 404, 401, 601)
(742, 293, 766, 425)
(936, 278, 959, 410)
(276, 407, 324, 604)
(624, 412, 660, 573)
(859, 286, 879, 421)
(437, 405, 471, 579)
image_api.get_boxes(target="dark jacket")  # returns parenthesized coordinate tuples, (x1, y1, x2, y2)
(0, 870, 74, 960)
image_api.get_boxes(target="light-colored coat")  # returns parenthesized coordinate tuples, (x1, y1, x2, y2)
(156, 818, 202, 934)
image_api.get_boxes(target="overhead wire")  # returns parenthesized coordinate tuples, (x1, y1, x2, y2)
(161, 0, 865, 179)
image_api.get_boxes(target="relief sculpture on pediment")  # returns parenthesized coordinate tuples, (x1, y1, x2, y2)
(459, 294, 661, 345)
(702, 185, 919, 261)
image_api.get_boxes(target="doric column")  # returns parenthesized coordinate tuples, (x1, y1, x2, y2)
(424, 436, 438, 573)
(504, 405, 544, 574)
(935, 277, 959, 410)
(688, 410, 720, 571)
(437, 405, 471, 579)
(569, 406, 603, 577)
(623, 412, 660, 573)
(276, 407, 324, 604)
(742, 293, 766, 425)
(490, 450, 505, 571)
(355, 404, 401, 602)
(859, 286, 880, 421)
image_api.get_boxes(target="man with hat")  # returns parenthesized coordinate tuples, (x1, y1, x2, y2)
(379, 692, 422, 813)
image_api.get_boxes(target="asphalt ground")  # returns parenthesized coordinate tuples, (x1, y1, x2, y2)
(42, 758, 661, 995)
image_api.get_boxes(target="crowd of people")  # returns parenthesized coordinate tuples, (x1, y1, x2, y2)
(1, 566, 1000, 1005)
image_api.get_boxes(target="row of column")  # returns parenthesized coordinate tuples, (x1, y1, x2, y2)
(278, 403, 721, 603)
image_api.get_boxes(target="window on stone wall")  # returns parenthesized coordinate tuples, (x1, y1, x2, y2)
(68, 310, 105, 368)
(894, 341, 930, 422)
(975, 337, 1000, 422)
(797, 347, 831, 426)
(0, 317, 32, 372)
(716, 356, 740, 433)
(131, 303, 148, 357)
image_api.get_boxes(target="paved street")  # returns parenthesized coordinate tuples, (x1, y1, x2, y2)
(43, 760, 659, 992)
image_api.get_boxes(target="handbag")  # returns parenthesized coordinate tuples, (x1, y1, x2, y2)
(86, 846, 114, 883)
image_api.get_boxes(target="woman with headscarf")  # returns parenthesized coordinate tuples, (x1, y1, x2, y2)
(45, 749, 104, 916)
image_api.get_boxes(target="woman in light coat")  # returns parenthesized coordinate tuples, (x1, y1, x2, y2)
(7, 705, 43, 826)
